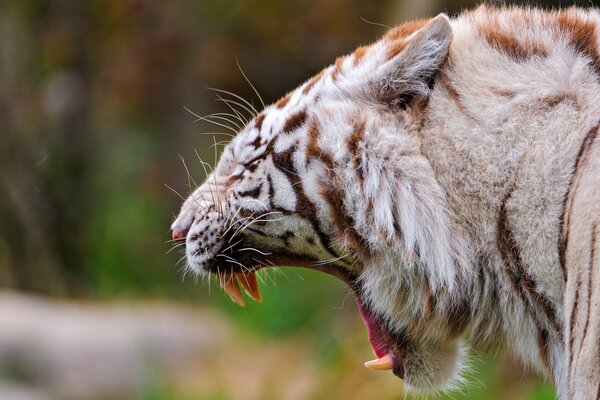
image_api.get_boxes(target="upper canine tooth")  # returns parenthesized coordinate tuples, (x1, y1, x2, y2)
(219, 273, 246, 307)
(238, 272, 261, 303)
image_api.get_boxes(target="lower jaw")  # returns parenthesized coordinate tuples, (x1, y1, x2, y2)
(205, 251, 407, 379)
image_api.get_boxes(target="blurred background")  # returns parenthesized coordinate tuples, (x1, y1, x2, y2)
(0, 0, 591, 399)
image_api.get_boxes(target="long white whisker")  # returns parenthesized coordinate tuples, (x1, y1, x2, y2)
(213, 98, 249, 125)
(216, 94, 256, 122)
(219, 238, 244, 254)
(178, 154, 199, 189)
(184, 106, 238, 133)
(211, 111, 245, 126)
(214, 94, 251, 124)
(196, 115, 239, 133)
(231, 212, 282, 239)
(236, 58, 265, 109)
(206, 87, 258, 115)
(194, 151, 218, 208)
(217, 254, 250, 272)
(205, 113, 242, 131)
(238, 247, 272, 256)
(165, 183, 191, 204)
(200, 131, 236, 139)
(166, 242, 187, 255)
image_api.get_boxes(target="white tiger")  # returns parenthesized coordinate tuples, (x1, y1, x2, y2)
(171, 6, 600, 399)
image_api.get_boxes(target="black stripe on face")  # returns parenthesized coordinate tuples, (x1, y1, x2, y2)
(239, 184, 262, 199)
(282, 110, 308, 134)
(271, 145, 348, 265)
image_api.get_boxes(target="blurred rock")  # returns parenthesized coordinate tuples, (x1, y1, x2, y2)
(0, 291, 229, 400)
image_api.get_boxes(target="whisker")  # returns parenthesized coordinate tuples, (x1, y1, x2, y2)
(178, 154, 199, 190)
(184, 106, 238, 133)
(214, 94, 251, 124)
(236, 58, 265, 109)
(210, 140, 230, 149)
(206, 87, 258, 115)
(238, 247, 272, 256)
(211, 103, 248, 126)
(205, 113, 243, 131)
(199, 131, 236, 139)
(165, 183, 187, 202)
(311, 253, 351, 266)
(166, 242, 186, 255)
(218, 254, 251, 272)
(194, 151, 218, 208)
(219, 238, 244, 254)
(232, 211, 283, 238)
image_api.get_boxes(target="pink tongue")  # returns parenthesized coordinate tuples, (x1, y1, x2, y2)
(357, 300, 389, 358)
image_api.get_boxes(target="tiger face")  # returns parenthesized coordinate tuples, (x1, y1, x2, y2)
(172, 14, 469, 391)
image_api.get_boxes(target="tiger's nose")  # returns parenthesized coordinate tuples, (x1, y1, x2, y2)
(172, 228, 188, 242)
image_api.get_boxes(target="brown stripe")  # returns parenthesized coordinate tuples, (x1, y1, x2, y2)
(385, 19, 427, 41)
(306, 118, 334, 169)
(271, 144, 347, 265)
(439, 70, 477, 121)
(560, 123, 600, 281)
(331, 56, 344, 81)
(422, 278, 435, 320)
(568, 274, 581, 389)
(538, 94, 578, 108)
(306, 118, 368, 258)
(347, 118, 366, 171)
(254, 113, 266, 131)
(577, 224, 598, 364)
(388, 40, 409, 60)
(250, 135, 262, 149)
(498, 186, 563, 338)
(319, 173, 367, 255)
(302, 69, 326, 95)
(482, 23, 548, 61)
(275, 93, 291, 108)
(538, 328, 551, 370)
(353, 46, 368, 65)
(282, 109, 308, 134)
(556, 12, 600, 74)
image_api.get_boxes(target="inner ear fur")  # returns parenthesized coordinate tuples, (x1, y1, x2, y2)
(373, 14, 453, 108)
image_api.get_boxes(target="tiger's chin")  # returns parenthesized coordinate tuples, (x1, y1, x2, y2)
(183, 236, 464, 392)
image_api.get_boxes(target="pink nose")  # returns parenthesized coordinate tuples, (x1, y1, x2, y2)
(172, 228, 188, 241)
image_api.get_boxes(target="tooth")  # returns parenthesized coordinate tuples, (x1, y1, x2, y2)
(238, 272, 262, 303)
(219, 273, 246, 307)
(364, 354, 394, 370)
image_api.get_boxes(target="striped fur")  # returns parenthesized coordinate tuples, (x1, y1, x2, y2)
(172, 6, 600, 398)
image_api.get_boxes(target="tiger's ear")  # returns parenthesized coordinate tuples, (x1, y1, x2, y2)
(337, 14, 452, 108)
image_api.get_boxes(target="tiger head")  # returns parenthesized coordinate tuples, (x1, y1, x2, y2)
(171, 15, 471, 392)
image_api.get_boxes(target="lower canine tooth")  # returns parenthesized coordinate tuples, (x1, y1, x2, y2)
(219, 274, 246, 307)
(238, 272, 261, 302)
(364, 354, 394, 370)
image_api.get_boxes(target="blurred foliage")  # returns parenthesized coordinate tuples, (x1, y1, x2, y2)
(0, 0, 581, 398)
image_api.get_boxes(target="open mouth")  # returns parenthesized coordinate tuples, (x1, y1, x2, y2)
(175, 229, 407, 379)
